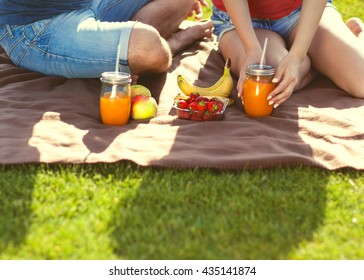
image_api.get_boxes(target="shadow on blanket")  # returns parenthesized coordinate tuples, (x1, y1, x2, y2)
(1, 39, 364, 170)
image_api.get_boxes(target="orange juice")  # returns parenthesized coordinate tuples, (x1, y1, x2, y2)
(242, 64, 276, 117)
(100, 71, 131, 125)
(100, 92, 131, 125)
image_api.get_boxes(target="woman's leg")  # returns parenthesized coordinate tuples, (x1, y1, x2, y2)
(305, 6, 364, 98)
(219, 28, 312, 91)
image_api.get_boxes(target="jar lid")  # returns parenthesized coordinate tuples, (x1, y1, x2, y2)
(245, 64, 275, 76)
(100, 71, 131, 84)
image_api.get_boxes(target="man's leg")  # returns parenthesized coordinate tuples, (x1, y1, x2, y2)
(131, 0, 213, 55)
(127, 22, 172, 75)
(7, 0, 211, 78)
(132, 0, 198, 38)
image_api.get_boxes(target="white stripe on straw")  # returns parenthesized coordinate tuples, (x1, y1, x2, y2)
(111, 43, 122, 98)
(259, 37, 268, 69)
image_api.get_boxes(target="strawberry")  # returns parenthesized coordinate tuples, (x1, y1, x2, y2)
(190, 92, 200, 99)
(216, 100, 225, 112)
(185, 97, 192, 103)
(207, 101, 219, 113)
(195, 96, 209, 103)
(202, 110, 214, 121)
(195, 100, 207, 117)
(188, 101, 199, 113)
(177, 110, 190, 119)
(176, 99, 188, 109)
(189, 92, 200, 103)
(190, 114, 203, 121)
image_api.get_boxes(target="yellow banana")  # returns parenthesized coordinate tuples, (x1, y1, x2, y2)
(177, 58, 234, 98)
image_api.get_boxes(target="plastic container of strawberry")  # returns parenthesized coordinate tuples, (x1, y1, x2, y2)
(173, 95, 229, 121)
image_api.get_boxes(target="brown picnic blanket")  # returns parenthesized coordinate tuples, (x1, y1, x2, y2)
(1, 37, 364, 170)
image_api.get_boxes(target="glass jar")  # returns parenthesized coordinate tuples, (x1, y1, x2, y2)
(100, 71, 131, 126)
(242, 64, 276, 117)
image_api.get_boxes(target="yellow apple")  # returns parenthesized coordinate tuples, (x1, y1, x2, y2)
(131, 95, 158, 120)
(130, 84, 152, 99)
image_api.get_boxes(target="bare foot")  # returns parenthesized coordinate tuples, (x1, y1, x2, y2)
(167, 20, 214, 55)
(346, 17, 364, 39)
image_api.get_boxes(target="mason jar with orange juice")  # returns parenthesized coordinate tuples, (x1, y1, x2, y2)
(242, 64, 276, 117)
(100, 71, 131, 126)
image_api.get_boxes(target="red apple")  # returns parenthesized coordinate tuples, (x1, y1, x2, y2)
(131, 95, 158, 120)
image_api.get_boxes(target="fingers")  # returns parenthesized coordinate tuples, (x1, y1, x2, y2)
(266, 56, 302, 107)
(237, 71, 246, 98)
(272, 63, 284, 84)
(268, 75, 297, 107)
(268, 87, 297, 108)
(237, 80, 243, 98)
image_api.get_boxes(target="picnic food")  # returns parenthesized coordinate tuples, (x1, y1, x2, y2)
(174, 92, 228, 121)
(100, 92, 131, 125)
(131, 95, 158, 120)
(242, 64, 276, 117)
(177, 58, 233, 98)
(130, 84, 151, 99)
(174, 92, 234, 107)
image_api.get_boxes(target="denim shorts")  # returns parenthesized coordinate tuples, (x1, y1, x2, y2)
(0, 0, 151, 78)
(212, 0, 334, 41)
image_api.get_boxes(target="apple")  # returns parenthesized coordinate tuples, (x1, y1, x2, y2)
(131, 95, 158, 120)
(130, 84, 152, 99)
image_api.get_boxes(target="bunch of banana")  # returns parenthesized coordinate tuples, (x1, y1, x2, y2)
(177, 58, 234, 99)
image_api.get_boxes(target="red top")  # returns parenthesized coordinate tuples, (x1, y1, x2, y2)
(212, 0, 302, 20)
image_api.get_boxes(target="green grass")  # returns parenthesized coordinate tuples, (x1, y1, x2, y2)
(1, 1, 364, 260)
(1, 164, 363, 260)
(335, 0, 364, 20)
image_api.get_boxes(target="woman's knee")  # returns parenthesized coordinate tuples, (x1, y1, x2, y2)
(256, 29, 287, 67)
(346, 77, 364, 98)
(331, 65, 364, 98)
(128, 23, 172, 74)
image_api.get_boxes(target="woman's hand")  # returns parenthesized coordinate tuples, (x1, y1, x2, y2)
(237, 50, 263, 98)
(267, 53, 304, 107)
(266, 0, 326, 107)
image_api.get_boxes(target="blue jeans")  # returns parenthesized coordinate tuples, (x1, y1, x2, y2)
(0, 0, 151, 78)
(212, 0, 335, 41)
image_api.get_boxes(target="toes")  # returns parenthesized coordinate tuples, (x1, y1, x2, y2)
(346, 17, 364, 37)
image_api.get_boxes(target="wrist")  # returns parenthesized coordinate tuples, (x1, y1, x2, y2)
(288, 46, 307, 64)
